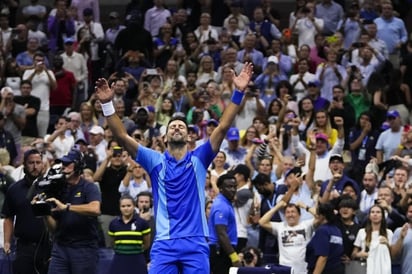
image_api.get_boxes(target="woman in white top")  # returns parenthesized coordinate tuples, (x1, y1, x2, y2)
(352, 204, 392, 274)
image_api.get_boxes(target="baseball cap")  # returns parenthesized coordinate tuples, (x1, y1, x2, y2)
(232, 164, 251, 180)
(227, 127, 240, 141)
(207, 119, 219, 127)
(83, 8, 93, 16)
(285, 166, 302, 178)
(89, 125, 104, 135)
(136, 106, 149, 114)
(75, 138, 88, 145)
(308, 80, 320, 87)
(64, 37, 75, 44)
(146, 105, 155, 113)
(387, 110, 400, 118)
(267, 56, 279, 64)
(109, 11, 119, 18)
(59, 148, 82, 164)
(1, 86, 13, 96)
(329, 154, 343, 163)
(188, 124, 199, 135)
(315, 133, 329, 143)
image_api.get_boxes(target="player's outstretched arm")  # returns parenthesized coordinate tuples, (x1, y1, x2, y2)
(210, 62, 254, 152)
(95, 78, 139, 158)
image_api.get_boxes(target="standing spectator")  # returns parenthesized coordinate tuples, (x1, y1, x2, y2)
(259, 200, 315, 274)
(352, 204, 393, 274)
(65, 111, 86, 141)
(88, 125, 107, 165)
(15, 37, 43, 71)
(77, 8, 104, 89)
(315, 0, 344, 36)
(95, 63, 253, 273)
(292, 5, 324, 47)
(1, 149, 51, 274)
(249, 6, 281, 45)
(222, 127, 248, 168)
(104, 12, 125, 46)
(50, 54, 76, 118)
(14, 80, 40, 139)
(315, 49, 347, 102)
(306, 203, 345, 274)
(251, 173, 286, 264)
(234, 83, 265, 129)
(208, 174, 242, 273)
(93, 145, 127, 247)
(0, 112, 17, 164)
(42, 148, 101, 274)
(61, 36, 88, 109)
(114, 12, 153, 64)
(365, 22, 389, 61)
(108, 194, 150, 274)
(144, 0, 171, 37)
(119, 162, 150, 200)
(194, 12, 218, 44)
(47, 0, 75, 53)
(45, 116, 75, 159)
(232, 164, 252, 252)
(375, 110, 404, 163)
(223, 1, 250, 31)
(391, 204, 412, 274)
(70, 0, 100, 22)
(290, 58, 316, 101)
(348, 112, 379, 183)
(374, 1, 407, 68)
(22, 52, 57, 136)
(1, 87, 25, 165)
(359, 171, 379, 213)
(0, 13, 12, 55)
(237, 33, 264, 72)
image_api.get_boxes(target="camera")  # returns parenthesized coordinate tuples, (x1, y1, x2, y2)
(113, 146, 123, 157)
(142, 206, 150, 213)
(30, 163, 67, 216)
(243, 251, 254, 265)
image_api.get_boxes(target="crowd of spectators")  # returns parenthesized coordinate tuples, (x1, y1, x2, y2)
(2, 0, 412, 273)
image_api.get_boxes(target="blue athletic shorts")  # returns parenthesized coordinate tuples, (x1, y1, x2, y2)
(149, 236, 209, 274)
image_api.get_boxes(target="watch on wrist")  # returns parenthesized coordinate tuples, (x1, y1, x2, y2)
(66, 203, 71, 211)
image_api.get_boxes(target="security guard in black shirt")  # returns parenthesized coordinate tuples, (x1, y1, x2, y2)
(2, 149, 51, 274)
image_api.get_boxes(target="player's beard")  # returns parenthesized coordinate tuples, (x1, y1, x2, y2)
(168, 138, 186, 150)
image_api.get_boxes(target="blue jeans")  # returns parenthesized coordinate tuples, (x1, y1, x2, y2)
(47, 243, 98, 274)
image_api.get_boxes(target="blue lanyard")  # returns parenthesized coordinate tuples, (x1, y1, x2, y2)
(361, 136, 368, 148)
(266, 194, 276, 209)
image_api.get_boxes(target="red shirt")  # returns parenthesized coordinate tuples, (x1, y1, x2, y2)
(50, 69, 76, 107)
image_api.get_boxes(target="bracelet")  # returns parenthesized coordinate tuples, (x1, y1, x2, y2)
(101, 101, 115, 117)
(66, 203, 71, 212)
(231, 89, 244, 105)
(229, 252, 239, 263)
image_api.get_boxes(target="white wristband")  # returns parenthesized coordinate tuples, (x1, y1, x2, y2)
(101, 101, 115, 117)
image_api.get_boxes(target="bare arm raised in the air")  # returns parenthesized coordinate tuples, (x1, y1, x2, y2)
(95, 63, 254, 157)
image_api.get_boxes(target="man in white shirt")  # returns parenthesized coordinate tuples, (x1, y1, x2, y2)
(22, 52, 57, 136)
(61, 37, 88, 105)
(88, 125, 107, 166)
(359, 171, 378, 213)
(45, 116, 75, 159)
(144, 0, 171, 37)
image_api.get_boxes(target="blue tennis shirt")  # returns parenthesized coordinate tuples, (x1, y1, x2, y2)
(137, 141, 217, 240)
